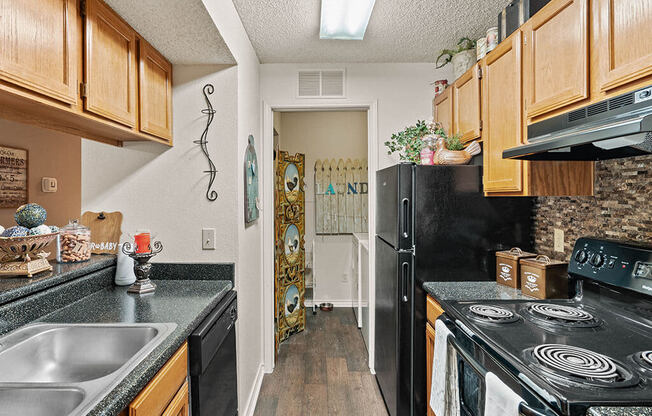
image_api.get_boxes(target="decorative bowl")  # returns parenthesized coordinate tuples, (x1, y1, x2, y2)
(0, 233, 58, 262)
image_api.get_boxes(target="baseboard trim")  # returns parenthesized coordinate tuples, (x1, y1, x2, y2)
(241, 363, 265, 416)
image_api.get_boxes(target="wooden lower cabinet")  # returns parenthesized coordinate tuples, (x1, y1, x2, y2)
(120, 342, 189, 416)
(426, 296, 445, 416)
(426, 322, 436, 416)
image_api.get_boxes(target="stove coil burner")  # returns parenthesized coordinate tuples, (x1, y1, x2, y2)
(465, 305, 519, 324)
(524, 303, 602, 329)
(632, 351, 652, 372)
(530, 344, 638, 388)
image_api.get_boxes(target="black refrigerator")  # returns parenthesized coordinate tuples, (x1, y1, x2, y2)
(374, 164, 533, 416)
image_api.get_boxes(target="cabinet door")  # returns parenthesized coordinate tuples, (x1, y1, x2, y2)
(433, 88, 453, 136)
(524, 0, 589, 118)
(453, 64, 482, 142)
(139, 39, 173, 141)
(596, 0, 652, 91)
(483, 32, 524, 193)
(84, 0, 137, 127)
(0, 0, 77, 104)
(162, 381, 189, 416)
(426, 323, 436, 416)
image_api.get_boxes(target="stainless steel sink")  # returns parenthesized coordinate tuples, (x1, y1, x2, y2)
(0, 386, 85, 416)
(0, 323, 176, 416)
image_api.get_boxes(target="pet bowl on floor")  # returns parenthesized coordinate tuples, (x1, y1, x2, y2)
(319, 302, 333, 312)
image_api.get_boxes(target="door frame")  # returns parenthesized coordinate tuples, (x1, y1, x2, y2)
(262, 101, 378, 374)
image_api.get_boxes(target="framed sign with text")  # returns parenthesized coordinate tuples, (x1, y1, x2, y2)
(0, 146, 28, 208)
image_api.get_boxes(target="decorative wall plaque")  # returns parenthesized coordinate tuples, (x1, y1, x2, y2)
(0, 146, 28, 208)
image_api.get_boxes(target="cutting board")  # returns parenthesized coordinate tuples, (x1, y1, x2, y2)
(80, 211, 123, 254)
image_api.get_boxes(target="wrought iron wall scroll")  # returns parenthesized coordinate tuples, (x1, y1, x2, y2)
(194, 84, 219, 201)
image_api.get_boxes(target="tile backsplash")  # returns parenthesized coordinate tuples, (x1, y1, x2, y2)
(533, 155, 651, 261)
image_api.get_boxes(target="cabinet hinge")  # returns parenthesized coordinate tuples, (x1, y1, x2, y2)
(479, 119, 483, 131)
(80, 83, 88, 98)
(80, 0, 86, 16)
(477, 67, 483, 79)
(523, 34, 527, 45)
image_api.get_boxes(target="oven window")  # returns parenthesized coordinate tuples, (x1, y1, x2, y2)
(459, 360, 483, 416)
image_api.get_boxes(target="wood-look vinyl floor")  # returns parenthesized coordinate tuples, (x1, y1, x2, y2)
(253, 308, 389, 416)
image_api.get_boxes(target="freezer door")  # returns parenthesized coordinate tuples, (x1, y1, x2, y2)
(375, 236, 414, 416)
(376, 164, 414, 250)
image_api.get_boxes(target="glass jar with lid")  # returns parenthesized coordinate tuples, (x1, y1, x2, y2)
(59, 220, 91, 263)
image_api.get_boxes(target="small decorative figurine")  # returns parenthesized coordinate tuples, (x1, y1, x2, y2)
(433, 138, 481, 165)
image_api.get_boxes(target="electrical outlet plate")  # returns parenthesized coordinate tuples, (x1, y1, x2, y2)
(554, 228, 564, 252)
(202, 228, 216, 250)
(41, 177, 57, 193)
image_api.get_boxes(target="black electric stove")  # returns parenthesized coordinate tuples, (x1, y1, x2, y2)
(440, 238, 652, 416)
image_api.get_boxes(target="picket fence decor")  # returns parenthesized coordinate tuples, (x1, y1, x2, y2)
(314, 158, 368, 234)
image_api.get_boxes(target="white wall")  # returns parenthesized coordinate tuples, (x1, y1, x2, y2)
(82, 64, 238, 262)
(200, 1, 264, 415)
(261, 63, 453, 169)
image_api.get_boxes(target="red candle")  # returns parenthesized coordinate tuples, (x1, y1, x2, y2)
(134, 232, 151, 253)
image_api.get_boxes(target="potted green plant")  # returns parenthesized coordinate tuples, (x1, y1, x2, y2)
(435, 37, 477, 80)
(384, 120, 430, 163)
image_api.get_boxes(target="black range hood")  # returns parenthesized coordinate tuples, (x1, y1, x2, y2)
(504, 85, 652, 161)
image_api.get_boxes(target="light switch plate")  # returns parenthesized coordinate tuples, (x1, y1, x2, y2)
(41, 177, 57, 193)
(202, 228, 216, 250)
(554, 228, 564, 252)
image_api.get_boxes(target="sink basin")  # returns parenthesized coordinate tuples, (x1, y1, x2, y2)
(0, 323, 176, 416)
(0, 325, 159, 383)
(0, 387, 85, 416)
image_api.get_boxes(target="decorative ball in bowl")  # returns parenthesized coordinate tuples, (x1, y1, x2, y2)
(0, 233, 58, 262)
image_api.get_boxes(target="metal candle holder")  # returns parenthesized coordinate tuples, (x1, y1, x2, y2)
(121, 240, 163, 295)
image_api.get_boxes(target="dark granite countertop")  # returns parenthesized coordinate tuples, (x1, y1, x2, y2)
(423, 281, 532, 303)
(587, 407, 652, 416)
(0, 255, 116, 306)
(36, 279, 233, 416)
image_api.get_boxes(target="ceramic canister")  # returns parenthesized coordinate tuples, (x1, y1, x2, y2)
(476, 37, 487, 60)
(433, 79, 448, 96)
(115, 242, 137, 286)
(486, 27, 499, 53)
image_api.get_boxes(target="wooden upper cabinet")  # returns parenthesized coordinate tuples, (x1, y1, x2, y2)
(483, 32, 524, 193)
(523, 0, 589, 119)
(453, 64, 482, 142)
(139, 38, 173, 141)
(433, 87, 453, 136)
(596, 0, 652, 92)
(84, 0, 137, 127)
(0, 0, 78, 104)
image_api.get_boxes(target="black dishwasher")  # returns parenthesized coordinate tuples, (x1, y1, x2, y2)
(189, 290, 238, 415)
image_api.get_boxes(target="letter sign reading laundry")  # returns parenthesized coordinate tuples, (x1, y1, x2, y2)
(314, 158, 368, 234)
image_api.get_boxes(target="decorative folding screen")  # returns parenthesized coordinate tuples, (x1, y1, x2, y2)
(314, 158, 368, 234)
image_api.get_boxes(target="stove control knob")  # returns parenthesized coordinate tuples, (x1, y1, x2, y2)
(590, 253, 605, 268)
(574, 250, 588, 263)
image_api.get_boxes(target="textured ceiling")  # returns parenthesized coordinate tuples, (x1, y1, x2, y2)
(232, 0, 506, 63)
(104, 0, 235, 65)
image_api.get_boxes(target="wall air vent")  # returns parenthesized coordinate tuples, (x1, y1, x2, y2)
(297, 70, 345, 98)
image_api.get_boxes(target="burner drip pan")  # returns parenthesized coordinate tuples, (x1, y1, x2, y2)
(463, 305, 519, 324)
(632, 351, 652, 373)
(522, 303, 602, 329)
(526, 344, 639, 389)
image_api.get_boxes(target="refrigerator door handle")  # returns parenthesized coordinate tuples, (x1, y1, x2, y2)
(401, 261, 410, 302)
(401, 198, 410, 239)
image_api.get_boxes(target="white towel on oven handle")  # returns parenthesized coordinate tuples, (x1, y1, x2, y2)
(484, 371, 524, 415)
(429, 318, 459, 416)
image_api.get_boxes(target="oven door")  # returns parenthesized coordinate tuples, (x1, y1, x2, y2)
(440, 317, 559, 416)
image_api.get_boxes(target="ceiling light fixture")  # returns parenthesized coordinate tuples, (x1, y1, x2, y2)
(320, 0, 376, 40)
